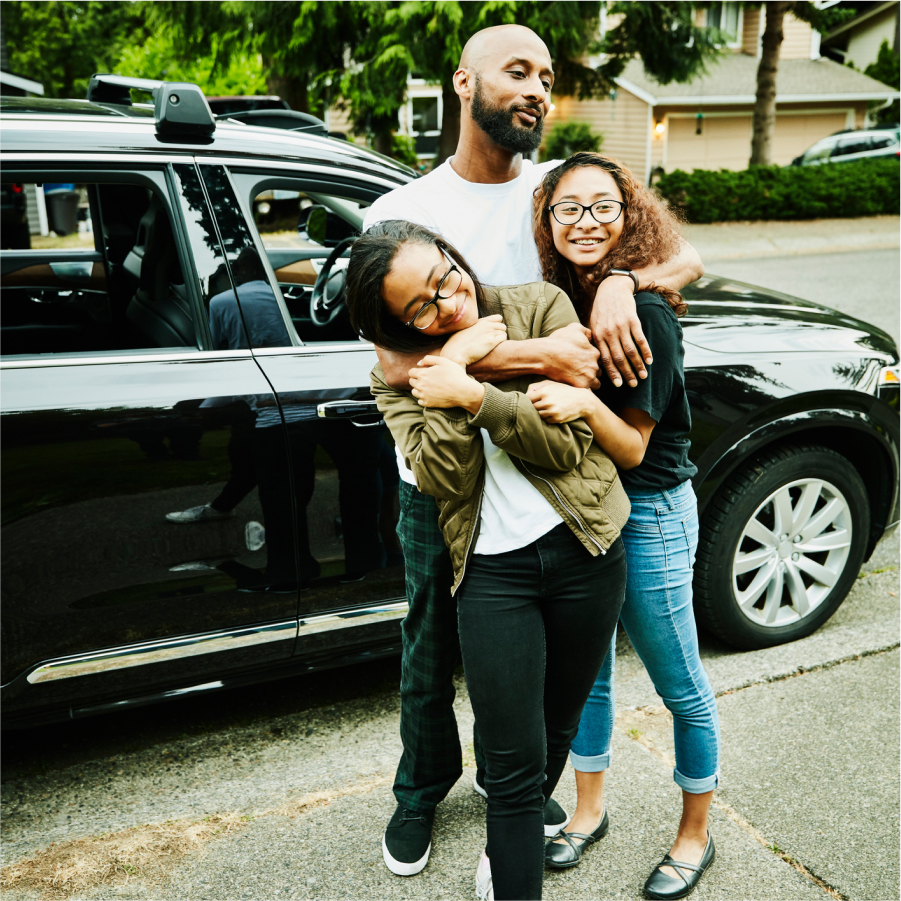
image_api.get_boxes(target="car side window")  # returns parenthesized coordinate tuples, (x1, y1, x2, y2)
(833, 136, 871, 157)
(179, 164, 295, 351)
(870, 135, 895, 151)
(1, 176, 198, 358)
(229, 169, 380, 345)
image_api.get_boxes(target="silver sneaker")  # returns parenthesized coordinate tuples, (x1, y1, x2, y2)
(165, 504, 232, 523)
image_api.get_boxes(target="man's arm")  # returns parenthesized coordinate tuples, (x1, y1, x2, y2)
(591, 238, 703, 388)
(375, 344, 442, 390)
(467, 324, 600, 389)
(376, 323, 601, 390)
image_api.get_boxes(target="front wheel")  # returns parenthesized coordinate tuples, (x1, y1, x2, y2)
(694, 444, 869, 649)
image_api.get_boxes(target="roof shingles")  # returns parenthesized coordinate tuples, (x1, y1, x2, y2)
(617, 54, 898, 102)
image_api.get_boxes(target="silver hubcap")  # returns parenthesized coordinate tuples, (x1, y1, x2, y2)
(732, 478, 852, 628)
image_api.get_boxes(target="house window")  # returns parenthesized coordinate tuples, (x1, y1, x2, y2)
(707, 2, 741, 45)
(407, 93, 443, 159)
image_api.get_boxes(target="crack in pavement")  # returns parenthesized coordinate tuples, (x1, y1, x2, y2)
(712, 644, 900, 697)
(614, 647, 900, 901)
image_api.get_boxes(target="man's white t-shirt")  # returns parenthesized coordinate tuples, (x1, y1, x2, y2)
(362, 157, 560, 487)
(362, 156, 566, 555)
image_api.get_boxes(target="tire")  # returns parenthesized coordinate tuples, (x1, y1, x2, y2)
(694, 444, 870, 650)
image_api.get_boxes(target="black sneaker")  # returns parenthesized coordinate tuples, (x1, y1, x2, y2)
(543, 796, 571, 837)
(382, 805, 434, 876)
(474, 771, 570, 838)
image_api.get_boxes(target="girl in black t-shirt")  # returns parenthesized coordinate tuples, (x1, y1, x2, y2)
(527, 154, 720, 901)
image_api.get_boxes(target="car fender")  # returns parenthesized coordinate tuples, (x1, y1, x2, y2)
(694, 402, 900, 555)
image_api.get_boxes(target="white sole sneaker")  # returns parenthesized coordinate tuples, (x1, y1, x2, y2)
(382, 835, 430, 876)
(546, 812, 572, 838)
(473, 774, 488, 800)
(475, 775, 569, 836)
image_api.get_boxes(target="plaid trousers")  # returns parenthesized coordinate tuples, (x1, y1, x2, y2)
(393, 480, 485, 813)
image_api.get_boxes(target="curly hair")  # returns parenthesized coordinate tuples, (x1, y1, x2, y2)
(533, 152, 687, 318)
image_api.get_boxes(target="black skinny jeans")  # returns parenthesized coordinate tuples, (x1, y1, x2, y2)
(457, 524, 626, 901)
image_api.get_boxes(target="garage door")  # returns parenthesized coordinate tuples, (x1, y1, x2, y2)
(771, 113, 850, 166)
(666, 115, 752, 172)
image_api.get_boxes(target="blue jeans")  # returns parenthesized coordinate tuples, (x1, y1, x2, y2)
(570, 480, 720, 793)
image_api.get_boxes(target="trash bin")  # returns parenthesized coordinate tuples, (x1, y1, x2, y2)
(45, 190, 80, 236)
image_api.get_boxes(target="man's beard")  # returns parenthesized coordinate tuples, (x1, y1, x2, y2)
(470, 75, 544, 154)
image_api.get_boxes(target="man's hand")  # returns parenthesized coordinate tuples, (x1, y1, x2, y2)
(410, 355, 485, 413)
(538, 322, 600, 389)
(590, 276, 651, 389)
(526, 380, 594, 424)
(441, 315, 507, 367)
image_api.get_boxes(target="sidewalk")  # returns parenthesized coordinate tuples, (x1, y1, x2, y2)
(682, 214, 900, 262)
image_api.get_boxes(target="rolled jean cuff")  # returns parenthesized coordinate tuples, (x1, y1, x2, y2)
(674, 767, 718, 794)
(569, 749, 612, 773)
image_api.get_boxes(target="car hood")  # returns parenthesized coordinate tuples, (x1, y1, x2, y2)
(681, 275, 897, 359)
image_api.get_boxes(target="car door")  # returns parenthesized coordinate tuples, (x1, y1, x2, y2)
(199, 160, 408, 661)
(1, 160, 301, 718)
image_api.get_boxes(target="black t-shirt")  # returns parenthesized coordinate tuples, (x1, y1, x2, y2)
(596, 292, 697, 491)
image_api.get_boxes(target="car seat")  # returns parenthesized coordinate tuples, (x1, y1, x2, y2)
(123, 195, 195, 348)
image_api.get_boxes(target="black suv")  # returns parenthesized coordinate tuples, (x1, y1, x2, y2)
(1, 79, 898, 727)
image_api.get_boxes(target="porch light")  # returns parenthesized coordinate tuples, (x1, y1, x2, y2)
(654, 120, 665, 135)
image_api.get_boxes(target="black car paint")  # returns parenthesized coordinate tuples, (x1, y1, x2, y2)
(1, 97, 898, 728)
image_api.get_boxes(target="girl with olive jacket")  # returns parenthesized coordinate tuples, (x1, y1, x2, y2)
(345, 219, 628, 901)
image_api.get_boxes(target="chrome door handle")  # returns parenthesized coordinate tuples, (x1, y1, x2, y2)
(316, 400, 381, 419)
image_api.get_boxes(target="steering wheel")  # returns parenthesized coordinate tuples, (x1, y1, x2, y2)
(310, 236, 356, 327)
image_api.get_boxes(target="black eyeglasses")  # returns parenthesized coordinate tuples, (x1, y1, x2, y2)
(405, 251, 463, 329)
(548, 199, 625, 226)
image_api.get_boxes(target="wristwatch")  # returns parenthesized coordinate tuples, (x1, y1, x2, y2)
(607, 269, 640, 293)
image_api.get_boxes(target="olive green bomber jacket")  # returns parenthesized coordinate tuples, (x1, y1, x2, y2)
(370, 282, 631, 595)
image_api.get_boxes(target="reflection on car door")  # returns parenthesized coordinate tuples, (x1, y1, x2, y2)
(0, 163, 301, 717)
(201, 163, 407, 660)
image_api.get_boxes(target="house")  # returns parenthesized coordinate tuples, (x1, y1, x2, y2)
(820, 1, 900, 69)
(543, 4, 899, 180)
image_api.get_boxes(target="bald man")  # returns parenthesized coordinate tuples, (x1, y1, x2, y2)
(363, 24, 703, 882)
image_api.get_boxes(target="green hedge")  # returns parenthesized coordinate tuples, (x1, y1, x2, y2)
(654, 158, 900, 223)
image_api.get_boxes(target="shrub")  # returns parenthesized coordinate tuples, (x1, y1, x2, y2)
(390, 134, 421, 169)
(541, 121, 603, 162)
(654, 159, 900, 223)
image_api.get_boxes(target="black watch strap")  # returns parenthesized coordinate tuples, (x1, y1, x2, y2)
(608, 269, 639, 293)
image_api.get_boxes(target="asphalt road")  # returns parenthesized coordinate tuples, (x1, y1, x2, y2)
(706, 248, 901, 348)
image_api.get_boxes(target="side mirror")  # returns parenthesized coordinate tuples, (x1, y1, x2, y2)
(297, 204, 358, 247)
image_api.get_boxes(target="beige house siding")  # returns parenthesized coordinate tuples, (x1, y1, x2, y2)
(741, 7, 762, 56)
(545, 90, 649, 181)
(781, 13, 816, 60)
(844, 5, 899, 68)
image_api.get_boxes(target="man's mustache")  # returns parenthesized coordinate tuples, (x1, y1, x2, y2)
(511, 103, 544, 124)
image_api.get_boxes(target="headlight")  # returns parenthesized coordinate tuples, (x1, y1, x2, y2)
(878, 363, 900, 411)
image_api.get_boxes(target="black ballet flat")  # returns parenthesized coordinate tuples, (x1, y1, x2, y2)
(544, 809, 609, 869)
(643, 832, 715, 900)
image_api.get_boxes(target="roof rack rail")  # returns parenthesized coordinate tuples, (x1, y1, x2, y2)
(86, 75, 215, 137)
(215, 109, 328, 136)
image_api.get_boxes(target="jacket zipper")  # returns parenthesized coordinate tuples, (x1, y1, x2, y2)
(452, 477, 484, 597)
(520, 462, 606, 554)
